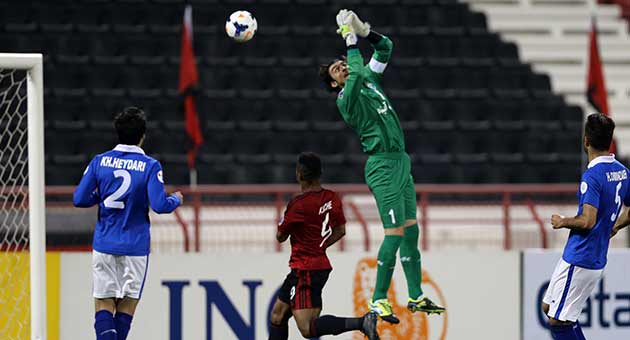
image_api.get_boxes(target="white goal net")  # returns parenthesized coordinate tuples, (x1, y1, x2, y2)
(0, 54, 46, 340)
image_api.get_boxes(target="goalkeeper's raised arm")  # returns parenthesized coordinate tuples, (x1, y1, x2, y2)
(317, 10, 392, 113)
(365, 31, 393, 76)
(344, 9, 393, 77)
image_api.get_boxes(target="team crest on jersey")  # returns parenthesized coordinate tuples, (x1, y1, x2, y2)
(580, 181, 588, 194)
(157, 170, 164, 183)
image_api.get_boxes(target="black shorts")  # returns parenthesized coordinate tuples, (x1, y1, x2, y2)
(278, 269, 331, 310)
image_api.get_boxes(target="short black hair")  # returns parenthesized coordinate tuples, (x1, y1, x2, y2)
(585, 113, 615, 151)
(114, 106, 146, 145)
(297, 152, 322, 181)
(318, 59, 343, 93)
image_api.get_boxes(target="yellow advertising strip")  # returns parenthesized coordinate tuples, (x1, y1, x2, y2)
(47, 252, 60, 340)
(0, 252, 60, 340)
(0, 252, 30, 340)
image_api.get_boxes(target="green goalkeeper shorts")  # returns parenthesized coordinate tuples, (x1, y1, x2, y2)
(364, 152, 417, 229)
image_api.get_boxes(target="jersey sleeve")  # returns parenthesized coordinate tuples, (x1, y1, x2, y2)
(278, 200, 304, 235)
(73, 157, 100, 208)
(336, 48, 366, 116)
(364, 32, 393, 82)
(147, 161, 181, 213)
(624, 170, 630, 206)
(580, 172, 601, 209)
(331, 193, 347, 228)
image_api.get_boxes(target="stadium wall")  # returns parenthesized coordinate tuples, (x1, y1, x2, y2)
(56, 251, 520, 340)
(17, 250, 630, 339)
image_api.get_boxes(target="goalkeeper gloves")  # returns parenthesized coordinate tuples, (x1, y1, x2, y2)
(336, 9, 357, 46)
(347, 10, 371, 38)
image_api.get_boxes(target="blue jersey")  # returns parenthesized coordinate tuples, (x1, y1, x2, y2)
(562, 155, 630, 269)
(73, 144, 181, 256)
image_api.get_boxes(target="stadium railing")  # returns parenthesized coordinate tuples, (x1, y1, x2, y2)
(43, 184, 593, 253)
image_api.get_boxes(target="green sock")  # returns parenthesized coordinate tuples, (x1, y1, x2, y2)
(372, 235, 403, 301)
(400, 224, 423, 299)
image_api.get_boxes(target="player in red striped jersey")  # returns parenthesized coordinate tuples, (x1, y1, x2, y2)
(268, 152, 379, 340)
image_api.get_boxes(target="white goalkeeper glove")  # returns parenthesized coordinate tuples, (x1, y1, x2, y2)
(336, 9, 357, 46)
(347, 10, 371, 38)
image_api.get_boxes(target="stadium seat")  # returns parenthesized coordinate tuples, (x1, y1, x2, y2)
(428, 3, 468, 35)
(494, 42, 520, 66)
(453, 67, 491, 99)
(559, 105, 584, 131)
(490, 66, 529, 98)
(74, 7, 110, 33)
(197, 161, 243, 184)
(37, 5, 75, 33)
(451, 99, 492, 130)
(466, 11, 488, 35)
(161, 159, 191, 185)
(413, 154, 456, 183)
(2, 5, 37, 33)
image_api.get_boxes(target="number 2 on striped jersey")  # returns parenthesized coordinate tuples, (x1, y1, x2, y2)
(320, 212, 332, 247)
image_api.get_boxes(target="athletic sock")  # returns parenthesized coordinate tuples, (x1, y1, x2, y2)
(372, 235, 403, 301)
(399, 224, 423, 299)
(268, 323, 288, 340)
(549, 323, 579, 340)
(114, 313, 133, 340)
(574, 322, 587, 340)
(309, 315, 363, 337)
(94, 310, 117, 340)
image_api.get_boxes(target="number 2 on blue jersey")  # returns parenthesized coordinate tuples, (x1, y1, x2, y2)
(104, 170, 131, 209)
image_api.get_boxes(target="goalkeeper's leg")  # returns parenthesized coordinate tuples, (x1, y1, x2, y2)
(400, 221, 423, 300)
(399, 176, 424, 302)
(399, 175, 445, 315)
(366, 157, 406, 324)
(400, 222, 445, 315)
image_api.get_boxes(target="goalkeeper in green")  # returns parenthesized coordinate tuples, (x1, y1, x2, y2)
(318, 10, 445, 324)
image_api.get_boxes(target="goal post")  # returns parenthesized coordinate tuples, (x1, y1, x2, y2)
(0, 53, 46, 340)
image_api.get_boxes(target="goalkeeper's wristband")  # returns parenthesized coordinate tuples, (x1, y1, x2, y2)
(345, 34, 358, 46)
(367, 31, 384, 44)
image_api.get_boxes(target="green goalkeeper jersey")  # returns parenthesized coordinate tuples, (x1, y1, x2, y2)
(336, 35, 405, 155)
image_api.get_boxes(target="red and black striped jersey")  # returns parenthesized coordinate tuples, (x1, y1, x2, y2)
(278, 188, 346, 270)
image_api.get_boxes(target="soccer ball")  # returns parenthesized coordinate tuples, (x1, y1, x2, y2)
(226, 10, 257, 43)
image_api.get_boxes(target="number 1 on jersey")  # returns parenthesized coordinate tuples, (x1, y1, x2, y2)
(388, 208, 396, 224)
(104, 170, 131, 209)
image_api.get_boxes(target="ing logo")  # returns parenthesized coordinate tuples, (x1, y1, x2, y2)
(352, 258, 448, 340)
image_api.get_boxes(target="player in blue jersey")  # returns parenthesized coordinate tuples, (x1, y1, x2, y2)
(73, 107, 182, 340)
(542, 113, 630, 340)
